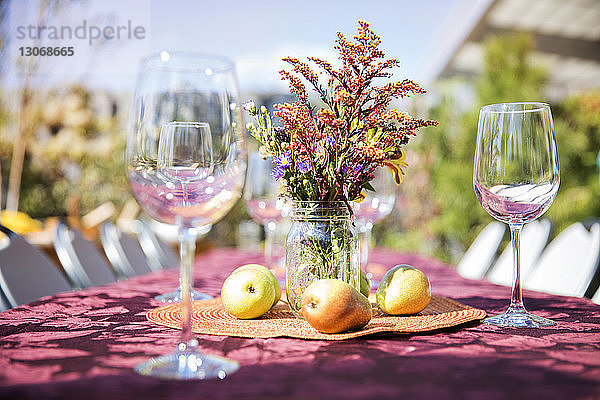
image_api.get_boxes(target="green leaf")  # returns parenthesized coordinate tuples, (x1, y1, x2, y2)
(362, 181, 376, 192)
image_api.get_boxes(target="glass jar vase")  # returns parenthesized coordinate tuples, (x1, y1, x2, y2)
(285, 201, 360, 314)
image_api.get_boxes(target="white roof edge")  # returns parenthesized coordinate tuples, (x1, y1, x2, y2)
(421, 0, 494, 84)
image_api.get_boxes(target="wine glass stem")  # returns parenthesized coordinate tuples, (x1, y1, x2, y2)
(179, 225, 198, 350)
(359, 225, 373, 269)
(181, 181, 191, 207)
(264, 223, 275, 268)
(509, 223, 525, 311)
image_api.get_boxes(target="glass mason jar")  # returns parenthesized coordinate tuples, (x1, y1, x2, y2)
(285, 201, 360, 314)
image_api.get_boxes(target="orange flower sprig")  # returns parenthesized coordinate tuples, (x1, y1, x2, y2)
(244, 20, 437, 206)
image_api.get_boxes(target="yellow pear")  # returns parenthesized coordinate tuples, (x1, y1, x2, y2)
(360, 270, 370, 298)
(376, 264, 431, 315)
(233, 264, 281, 308)
(221, 269, 275, 319)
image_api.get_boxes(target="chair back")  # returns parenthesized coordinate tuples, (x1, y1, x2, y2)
(100, 222, 153, 277)
(54, 223, 117, 287)
(457, 222, 506, 280)
(486, 219, 552, 286)
(137, 221, 179, 271)
(525, 222, 600, 297)
(592, 288, 600, 305)
(0, 289, 11, 312)
(0, 224, 71, 308)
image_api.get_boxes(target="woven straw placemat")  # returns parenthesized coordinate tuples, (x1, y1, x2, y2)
(147, 295, 486, 340)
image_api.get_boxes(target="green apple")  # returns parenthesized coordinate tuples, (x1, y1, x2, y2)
(233, 264, 281, 307)
(376, 264, 431, 315)
(301, 279, 372, 334)
(360, 270, 370, 298)
(221, 269, 275, 319)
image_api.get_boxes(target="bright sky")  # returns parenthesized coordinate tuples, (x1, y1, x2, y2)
(2, 0, 490, 96)
(148, 0, 459, 92)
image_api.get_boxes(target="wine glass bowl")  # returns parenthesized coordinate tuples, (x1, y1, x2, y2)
(244, 152, 290, 269)
(246, 198, 288, 226)
(157, 122, 214, 186)
(352, 168, 396, 285)
(127, 52, 245, 379)
(128, 52, 245, 304)
(474, 102, 559, 328)
(474, 183, 557, 225)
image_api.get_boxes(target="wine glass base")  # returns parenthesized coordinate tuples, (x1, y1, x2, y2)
(134, 351, 239, 380)
(484, 307, 555, 328)
(154, 288, 213, 303)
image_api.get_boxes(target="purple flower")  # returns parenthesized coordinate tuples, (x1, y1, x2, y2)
(272, 166, 286, 179)
(297, 159, 311, 173)
(325, 136, 337, 147)
(272, 151, 292, 179)
(341, 163, 362, 175)
(242, 100, 256, 111)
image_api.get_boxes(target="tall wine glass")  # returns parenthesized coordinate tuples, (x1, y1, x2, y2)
(131, 52, 243, 304)
(127, 52, 246, 379)
(474, 102, 559, 328)
(244, 151, 289, 269)
(353, 168, 396, 285)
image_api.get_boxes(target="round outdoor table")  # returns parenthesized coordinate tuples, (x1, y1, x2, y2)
(0, 248, 599, 400)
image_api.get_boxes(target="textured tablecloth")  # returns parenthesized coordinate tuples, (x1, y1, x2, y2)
(0, 248, 599, 400)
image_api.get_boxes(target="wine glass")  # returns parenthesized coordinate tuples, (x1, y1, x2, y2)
(474, 102, 559, 328)
(127, 52, 246, 379)
(131, 52, 241, 304)
(244, 151, 289, 269)
(353, 168, 396, 286)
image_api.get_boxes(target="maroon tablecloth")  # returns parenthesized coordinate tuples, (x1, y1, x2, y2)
(0, 248, 599, 400)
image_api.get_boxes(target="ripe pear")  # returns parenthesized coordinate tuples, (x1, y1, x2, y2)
(221, 269, 275, 319)
(233, 264, 281, 307)
(376, 264, 431, 315)
(360, 270, 370, 298)
(301, 279, 372, 334)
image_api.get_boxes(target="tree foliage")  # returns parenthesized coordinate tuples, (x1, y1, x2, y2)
(381, 33, 600, 262)
(0, 86, 129, 218)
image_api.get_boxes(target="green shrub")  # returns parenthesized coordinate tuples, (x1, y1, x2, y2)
(380, 33, 600, 262)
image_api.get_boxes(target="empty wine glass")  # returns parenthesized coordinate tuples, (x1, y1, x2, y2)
(156, 122, 214, 207)
(244, 151, 289, 269)
(474, 102, 559, 328)
(353, 168, 396, 285)
(127, 52, 246, 379)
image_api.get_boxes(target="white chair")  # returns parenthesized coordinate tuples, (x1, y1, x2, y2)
(592, 288, 600, 305)
(525, 222, 600, 297)
(0, 290, 11, 312)
(0, 224, 71, 308)
(456, 222, 506, 280)
(486, 219, 552, 286)
(54, 223, 118, 287)
(136, 221, 179, 271)
(100, 222, 154, 277)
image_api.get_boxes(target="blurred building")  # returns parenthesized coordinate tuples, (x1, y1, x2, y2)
(432, 0, 600, 100)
